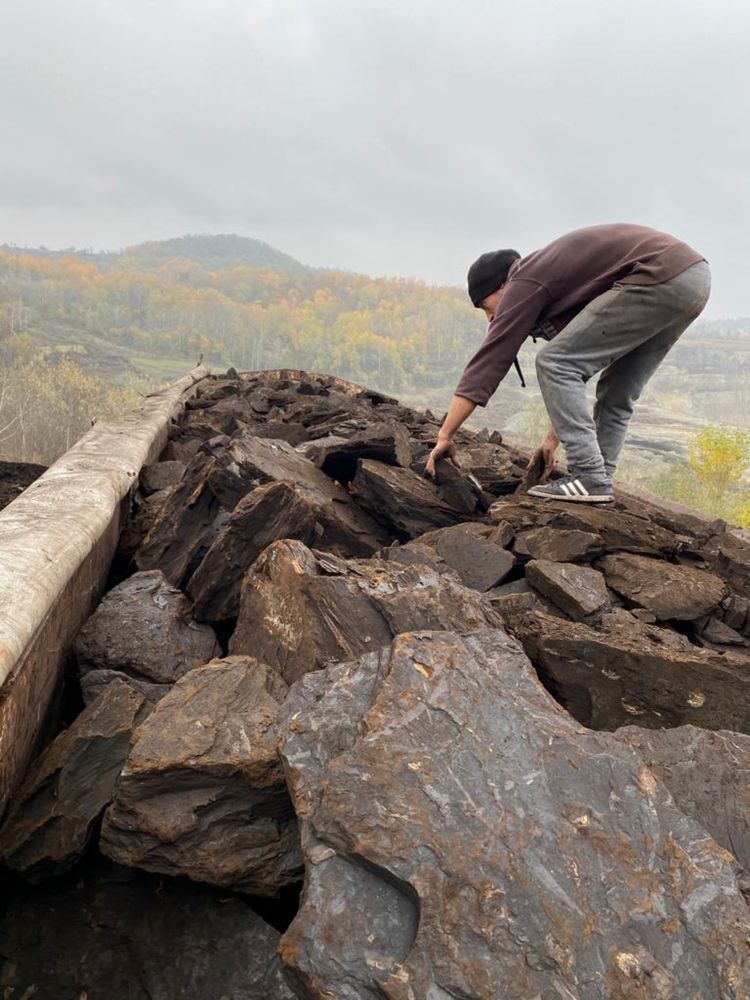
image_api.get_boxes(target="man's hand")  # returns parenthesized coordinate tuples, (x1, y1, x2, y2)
(425, 395, 476, 480)
(528, 426, 559, 483)
(425, 435, 458, 479)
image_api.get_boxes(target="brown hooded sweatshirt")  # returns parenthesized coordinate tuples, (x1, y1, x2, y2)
(454, 223, 704, 406)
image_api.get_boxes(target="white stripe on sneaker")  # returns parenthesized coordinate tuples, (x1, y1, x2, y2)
(560, 482, 572, 496)
(573, 478, 589, 496)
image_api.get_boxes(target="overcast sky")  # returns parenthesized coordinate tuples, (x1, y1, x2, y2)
(1, 0, 748, 315)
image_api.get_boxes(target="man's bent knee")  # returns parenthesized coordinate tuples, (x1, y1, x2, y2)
(535, 345, 558, 378)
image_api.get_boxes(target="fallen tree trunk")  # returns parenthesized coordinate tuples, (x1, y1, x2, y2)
(0, 365, 210, 815)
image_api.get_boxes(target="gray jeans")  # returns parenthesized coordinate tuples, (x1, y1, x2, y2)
(535, 260, 711, 484)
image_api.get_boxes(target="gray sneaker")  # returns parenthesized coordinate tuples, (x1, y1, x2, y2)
(527, 474, 614, 504)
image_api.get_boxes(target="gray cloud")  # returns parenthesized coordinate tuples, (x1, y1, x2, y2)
(0, 0, 748, 314)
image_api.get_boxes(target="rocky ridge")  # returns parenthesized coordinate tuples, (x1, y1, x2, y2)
(2, 369, 750, 999)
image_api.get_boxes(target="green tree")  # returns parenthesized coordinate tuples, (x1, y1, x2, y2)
(645, 424, 750, 529)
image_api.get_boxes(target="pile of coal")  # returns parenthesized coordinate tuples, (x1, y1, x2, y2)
(2, 369, 750, 999)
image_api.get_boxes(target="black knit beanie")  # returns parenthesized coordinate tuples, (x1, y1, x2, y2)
(467, 249, 521, 307)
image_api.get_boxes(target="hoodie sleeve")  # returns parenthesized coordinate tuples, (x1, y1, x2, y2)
(454, 279, 550, 406)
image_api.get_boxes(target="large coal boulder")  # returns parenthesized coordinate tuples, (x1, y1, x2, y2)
(400, 522, 515, 592)
(597, 551, 727, 621)
(511, 608, 750, 732)
(135, 452, 225, 586)
(351, 458, 480, 539)
(74, 570, 219, 686)
(186, 480, 320, 621)
(0, 859, 295, 1000)
(229, 539, 502, 684)
(100, 657, 302, 896)
(0, 679, 148, 879)
(279, 628, 750, 998)
(525, 558, 611, 622)
(513, 525, 606, 562)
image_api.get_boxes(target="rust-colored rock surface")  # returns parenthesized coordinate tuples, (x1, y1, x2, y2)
(618, 724, 750, 870)
(229, 538, 501, 684)
(100, 657, 302, 895)
(279, 629, 750, 997)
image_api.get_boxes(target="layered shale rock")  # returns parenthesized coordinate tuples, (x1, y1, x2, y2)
(134, 452, 225, 585)
(597, 551, 727, 621)
(118, 487, 172, 560)
(513, 524, 606, 562)
(705, 530, 750, 601)
(80, 668, 170, 709)
(74, 569, 219, 686)
(279, 628, 750, 998)
(351, 458, 481, 539)
(186, 480, 321, 621)
(228, 538, 502, 684)
(137, 433, 389, 589)
(459, 440, 524, 495)
(139, 459, 186, 494)
(511, 608, 750, 732)
(100, 657, 302, 895)
(490, 496, 679, 556)
(0, 679, 148, 879)
(205, 435, 389, 554)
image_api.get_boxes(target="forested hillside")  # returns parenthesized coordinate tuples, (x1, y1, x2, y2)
(0, 234, 748, 526)
(0, 234, 475, 393)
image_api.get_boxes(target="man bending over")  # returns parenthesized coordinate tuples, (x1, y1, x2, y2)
(426, 223, 710, 503)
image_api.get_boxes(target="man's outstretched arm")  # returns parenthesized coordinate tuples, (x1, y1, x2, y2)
(425, 395, 476, 478)
(426, 279, 549, 478)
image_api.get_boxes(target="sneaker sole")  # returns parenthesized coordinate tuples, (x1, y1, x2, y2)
(526, 490, 614, 504)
